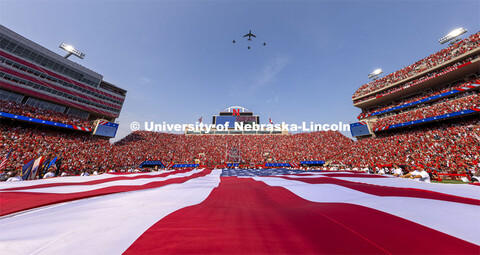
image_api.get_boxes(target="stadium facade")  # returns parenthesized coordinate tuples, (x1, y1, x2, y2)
(350, 32, 480, 138)
(0, 25, 126, 124)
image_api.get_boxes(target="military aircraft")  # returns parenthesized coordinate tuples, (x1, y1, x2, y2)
(243, 30, 256, 41)
(232, 30, 266, 49)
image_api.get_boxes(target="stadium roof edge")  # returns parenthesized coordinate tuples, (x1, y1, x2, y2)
(0, 25, 103, 81)
(354, 58, 480, 109)
(352, 46, 480, 102)
(100, 80, 127, 94)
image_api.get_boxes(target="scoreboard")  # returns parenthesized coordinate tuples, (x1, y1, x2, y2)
(350, 122, 371, 137)
(213, 115, 260, 126)
(93, 120, 119, 138)
(215, 116, 237, 126)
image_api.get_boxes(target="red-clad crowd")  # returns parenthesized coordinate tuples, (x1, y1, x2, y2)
(372, 92, 480, 129)
(1, 116, 479, 179)
(112, 130, 354, 166)
(0, 125, 353, 175)
(0, 99, 92, 128)
(334, 119, 480, 172)
(358, 79, 480, 119)
(352, 31, 480, 99)
(353, 55, 479, 104)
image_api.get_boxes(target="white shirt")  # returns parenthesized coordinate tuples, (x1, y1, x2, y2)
(43, 172, 55, 178)
(378, 169, 385, 175)
(393, 168, 403, 176)
(418, 170, 431, 183)
(6, 176, 22, 182)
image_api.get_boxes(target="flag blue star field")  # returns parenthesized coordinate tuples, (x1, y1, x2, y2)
(0, 168, 479, 254)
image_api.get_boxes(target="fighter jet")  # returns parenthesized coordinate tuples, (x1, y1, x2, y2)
(243, 30, 256, 41)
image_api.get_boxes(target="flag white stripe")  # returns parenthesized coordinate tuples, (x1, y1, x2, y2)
(0, 170, 222, 255)
(0, 170, 188, 190)
(253, 176, 480, 245)
(332, 176, 480, 199)
(1, 169, 204, 194)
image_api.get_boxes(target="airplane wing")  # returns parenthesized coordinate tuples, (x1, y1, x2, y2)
(251, 34, 256, 38)
(243, 34, 249, 37)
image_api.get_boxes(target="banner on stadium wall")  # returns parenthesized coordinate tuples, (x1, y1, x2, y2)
(139, 160, 164, 168)
(359, 83, 479, 119)
(265, 163, 291, 167)
(0, 111, 92, 132)
(300, 161, 325, 165)
(173, 164, 199, 168)
(374, 109, 480, 132)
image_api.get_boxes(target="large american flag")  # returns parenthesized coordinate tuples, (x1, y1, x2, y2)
(0, 168, 479, 254)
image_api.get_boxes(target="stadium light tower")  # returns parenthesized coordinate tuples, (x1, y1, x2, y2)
(438, 27, 467, 45)
(368, 68, 383, 80)
(59, 42, 85, 59)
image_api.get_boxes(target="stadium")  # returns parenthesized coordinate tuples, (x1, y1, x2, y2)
(0, 1, 479, 254)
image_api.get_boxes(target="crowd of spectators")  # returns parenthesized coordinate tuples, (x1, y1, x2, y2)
(352, 31, 480, 99)
(372, 92, 479, 129)
(0, 99, 92, 128)
(334, 119, 480, 173)
(0, 124, 354, 175)
(1, 115, 479, 180)
(353, 55, 479, 104)
(358, 78, 479, 119)
(114, 130, 354, 166)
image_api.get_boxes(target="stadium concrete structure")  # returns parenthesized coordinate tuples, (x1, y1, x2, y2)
(350, 33, 480, 138)
(0, 25, 126, 132)
(186, 106, 288, 135)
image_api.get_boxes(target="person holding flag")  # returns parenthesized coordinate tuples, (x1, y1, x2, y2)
(6, 171, 22, 182)
(29, 156, 45, 180)
(20, 159, 35, 181)
(43, 166, 56, 178)
(0, 148, 13, 172)
(55, 157, 63, 176)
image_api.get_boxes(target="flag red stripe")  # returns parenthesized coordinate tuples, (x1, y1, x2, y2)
(276, 176, 480, 206)
(125, 177, 479, 254)
(0, 169, 212, 216)
(1, 168, 193, 191)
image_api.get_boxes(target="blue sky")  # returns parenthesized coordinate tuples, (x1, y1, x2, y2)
(0, 0, 479, 141)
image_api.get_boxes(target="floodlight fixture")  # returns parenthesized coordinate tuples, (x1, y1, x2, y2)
(438, 27, 467, 45)
(368, 68, 383, 80)
(59, 42, 85, 59)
